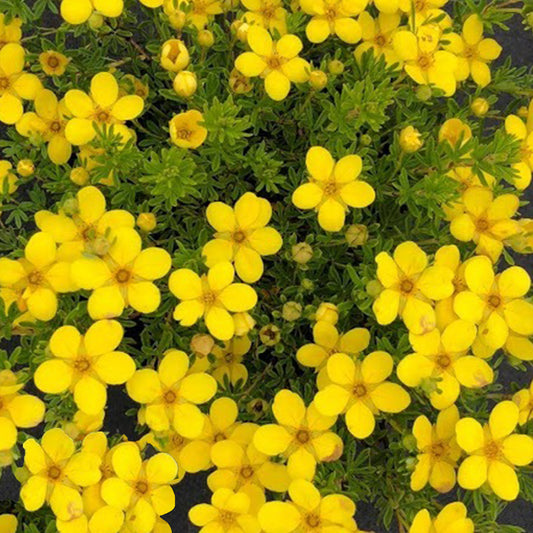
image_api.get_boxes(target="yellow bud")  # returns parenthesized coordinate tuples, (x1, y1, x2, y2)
(301, 278, 314, 291)
(518, 106, 529, 118)
(403, 435, 417, 452)
(173, 70, 197, 98)
(315, 303, 338, 325)
(259, 324, 280, 346)
(198, 29, 214, 48)
(328, 59, 344, 75)
(309, 70, 327, 90)
(366, 279, 382, 297)
(62, 198, 79, 216)
(70, 167, 90, 186)
(229, 68, 252, 94)
(471, 97, 489, 117)
(416, 85, 432, 101)
(190, 334, 215, 358)
(16, 159, 34, 177)
(345, 224, 368, 246)
(136, 212, 157, 232)
(235, 21, 250, 43)
(161, 39, 190, 72)
(167, 11, 187, 29)
(282, 301, 302, 321)
(399, 126, 423, 153)
(292, 242, 313, 264)
(88, 12, 104, 30)
(234, 312, 255, 336)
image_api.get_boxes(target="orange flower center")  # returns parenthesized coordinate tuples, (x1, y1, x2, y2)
(488, 294, 501, 309)
(115, 269, 131, 284)
(240, 465, 254, 479)
(400, 279, 414, 294)
(353, 383, 367, 397)
(224, 352, 234, 363)
(417, 54, 433, 70)
(476, 218, 489, 231)
(429, 441, 447, 458)
(28, 271, 44, 286)
(96, 110, 111, 123)
(305, 514, 321, 528)
(135, 480, 149, 494)
(267, 55, 282, 70)
(47, 465, 62, 480)
(464, 46, 477, 60)
(214, 432, 226, 442)
(164, 390, 177, 404)
(202, 291, 216, 306)
(219, 511, 236, 526)
(323, 181, 338, 196)
(296, 429, 310, 443)
(0, 77, 10, 90)
(176, 128, 192, 140)
(325, 7, 338, 21)
(484, 440, 502, 460)
(436, 354, 451, 369)
(232, 230, 246, 243)
(47, 56, 60, 68)
(50, 121, 62, 133)
(375, 34, 386, 47)
(74, 358, 91, 373)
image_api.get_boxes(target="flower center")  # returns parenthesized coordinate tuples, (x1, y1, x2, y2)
(101, 463, 114, 479)
(96, 110, 111, 123)
(28, 271, 43, 286)
(47, 465, 62, 480)
(115, 269, 131, 284)
(0, 77, 10, 90)
(219, 511, 236, 526)
(353, 383, 367, 397)
(214, 432, 226, 442)
(267, 55, 282, 70)
(176, 128, 192, 140)
(164, 390, 177, 404)
(240, 465, 254, 479)
(414, 0, 426, 10)
(323, 181, 338, 196)
(74, 358, 91, 373)
(436, 354, 451, 369)
(232, 230, 246, 243)
(135, 480, 149, 494)
(375, 34, 386, 47)
(325, 7, 337, 21)
(484, 440, 502, 460)
(47, 56, 60, 68)
(488, 294, 501, 309)
(429, 441, 446, 458)
(224, 352, 234, 363)
(464, 46, 477, 60)
(50, 121, 62, 133)
(476, 218, 489, 231)
(305, 514, 321, 528)
(400, 279, 414, 294)
(202, 291, 216, 306)
(261, 5, 276, 19)
(171, 434, 185, 448)
(453, 277, 466, 293)
(417, 54, 433, 70)
(296, 429, 310, 444)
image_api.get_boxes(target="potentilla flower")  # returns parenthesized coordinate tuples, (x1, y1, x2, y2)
(60, 0, 124, 25)
(315, 351, 410, 439)
(456, 401, 533, 501)
(0, 14, 22, 47)
(169, 261, 258, 340)
(211, 335, 251, 387)
(409, 502, 474, 533)
(34, 320, 136, 415)
(100, 442, 178, 533)
(258, 479, 360, 533)
(160, 39, 190, 72)
(35, 185, 135, 261)
(20, 428, 102, 520)
(235, 26, 310, 101)
(300, 0, 366, 44)
(355, 11, 400, 65)
(438, 117, 472, 147)
(410, 405, 461, 493)
(513, 379, 533, 425)
(0, 369, 45, 452)
(505, 101, 533, 190)
(314, 302, 338, 324)
(242, 0, 288, 35)
(253, 389, 343, 476)
(202, 192, 282, 283)
(392, 26, 458, 96)
(0, 43, 42, 124)
(71, 227, 171, 319)
(126, 349, 217, 437)
(444, 14, 502, 88)
(64, 71, 144, 146)
(169, 109, 207, 149)
(39, 51, 70, 76)
(453, 255, 533, 351)
(372, 241, 454, 335)
(292, 146, 375, 232)
(0, 232, 77, 321)
(397, 319, 493, 409)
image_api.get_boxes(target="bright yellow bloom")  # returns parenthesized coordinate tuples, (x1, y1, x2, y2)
(160, 39, 190, 72)
(39, 51, 70, 76)
(373, 241, 454, 335)
(126, 349, 217, 437)
(211, 335, 251, 387)
(258, 479, 359, 533)
(101, 442, 177, 533)
(35, 320, 135, 415)
(315, 351, 410, 439)
(64, 72, 144, 146)
(21, 428, 102, 520)
(399, 125, 423, 153)
(202, 192, 282, 283)
(445, 15, 502, 88)
(454, 255, 533, 351)
(355, 11, 401, 65)
(292, 146, 375, 232)
(300, 0, 366, 44)
(456, 401, 533, 500)
(169, 109, 207, 149)
(0, 369, 45, 451)
(393, 27, 458, 96)
(253, 389, 343, 476)
(169, 261, 257, 340)
(0, 14, 22, 47)
(438, 117, 472, 147)
(398, 319, 493, 409)
(410, 405, 461, 493)
(315, 302, 338, 324)
(173, 70, 197, 98)
(242, 0, 287, 35)
(35, 185, 135, 262)
(513, 379, 533, 425)
(409, 502, 473, 533)
(505, 101, 533, 189)
(60, 0, 124, 25)
(0, 232, 77, 321)
(0, 515, 17, 533)
(189, 488, 260, 533)
(235, 26, 310, 101)
(71, 227, 171, 319)
(0, 43, 42, 124)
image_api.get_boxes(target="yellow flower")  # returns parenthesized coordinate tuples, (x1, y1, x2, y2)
(398, 319, 494, 409)
(126, 349, 217, 437)
(169, 109, 207, 149)
(258, 479, 359, 533)
(100, 442, 177, 532)
(300, 0, 366, 44)
(34, 320, 135, 415)
(355, 11, 401, 65)
(392, 27, 458, 96)
(505, 101, 533, 190)
(0, 514, 17, 533)
(315, 351, 410, 439)
(211, 335, 251, 387)
(35, 185, 135, 262)
(242, 0, 288, 36)
(21, 428, 102, 520)
(160, 39, 190, 72)
(471, 97, 490, 117)
(235, 26, 310, 101)
(296, 320, 370, 372)
(410, 405, 461, 493)
(315, 302, 338, 324)
(71, 227, 171, 319)
(0, 232, 77, 321)
(399, 125, 423, 153)
(444, 14, 502, 88)
(0, 14, 22, 47)
(513, 379, 533, 425)
(292, 146, 375, 232)
(0, 43, 42, 124)
(253, 389, 343, 476)
(372, 241, 454, 335)
(202, 192, 283, 283)
(456, 401, 533, 500)
(0, 369, 45, 451)
(60, 0, 124, 25)
(39, 51, 70, 76)
(453, 255, 533, 351)
(169, 261, 258, 340)
(64, 71, 144, 146)
(189, 488, 260, 532)
(409, 502, 473, 533)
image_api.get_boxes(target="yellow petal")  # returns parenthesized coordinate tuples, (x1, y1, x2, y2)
(91, 72, 119, 108)
(361, 351, 393, 383)
(488, 461, 519, 501)
(489, 401, 519, 440)
(455, 418, 484, 453)
(34, 359, 73, 393)
(111, 95, 144, 121)
(253, 424, 292, 455)
(87, 285, 125, 320)
(458, 455, 488, 490)
(306, 146, 334, 181)
(112, 442, 142, 481)
(205, 306, 234, 340)
(74, 375, 107, 415)
(235, 52, 267, 77)
(345, 401, 375, 439)
(218, 283, 257, 312)
(264, 70, 291, 101)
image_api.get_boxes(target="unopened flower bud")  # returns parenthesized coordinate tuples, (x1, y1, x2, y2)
(198, 30, 214, 48)
(70, 167, 89, 186)
(402, 435, 417, 452)
(301, 278, 314, 291)
(259, 324, 280, 346)
(17, 159, 34, 177)
(315, 302, 338, 325)
(229, 69, 252, 94)
(518, 106, 529, 118)
(62, 198, 79, 216)
(416, 85, 432, 101)
(345, 224, 368, 246)
(471, 97, 489, 117)
(173, 70, 197, 98)
(292, 242, 313, 264)
(161, 39, 190, 72)
(282, 301, 302, 321)
(309, 70, 327, 90)
(137, 212, 157, 232)
(88, 13, 104, 30)
(399, 126, 423, 153)
(359, 134, 372, 146)
(328, 59, 344, 75)
(366, 280, 382, 297)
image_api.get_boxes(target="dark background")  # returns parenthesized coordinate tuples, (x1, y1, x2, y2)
(1, 3, 533, 533)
